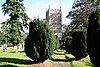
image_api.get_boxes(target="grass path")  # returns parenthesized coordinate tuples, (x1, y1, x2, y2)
(28, 49, 95, 67)
(0, 47, 95, 67)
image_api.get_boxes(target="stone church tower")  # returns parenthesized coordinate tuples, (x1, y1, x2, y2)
(46, 6, 62, 40)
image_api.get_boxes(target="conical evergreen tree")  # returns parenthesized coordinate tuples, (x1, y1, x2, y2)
(87, 0, 100, 66)
(25, 19, 59, 63)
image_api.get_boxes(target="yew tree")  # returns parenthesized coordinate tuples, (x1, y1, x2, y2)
(25, 19, 59, 62)
(87, 0, 100, 66)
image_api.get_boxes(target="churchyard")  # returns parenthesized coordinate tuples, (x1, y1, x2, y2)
(0, 47, 95, 67)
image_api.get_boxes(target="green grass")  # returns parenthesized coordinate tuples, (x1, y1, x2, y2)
(49, 49, 95, 67)
(0, 47, 31, 67)
(0, 47, 95, 67)
(70, 56, 95, 67)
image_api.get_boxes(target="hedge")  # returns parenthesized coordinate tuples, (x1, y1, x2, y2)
(70, 29, 87, 60)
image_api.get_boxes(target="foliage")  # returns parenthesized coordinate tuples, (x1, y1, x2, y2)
(70, 29, 87, 60)
(62, 25, 73, 53)
(0, 31, 8, 45)
(25, 19, 59, 63)
(62, 28, 87, 59)
(67, 0, 96, 29)
(87, 11, 100, 67)
(1, 0, 29, 45)
(62, 26, 72, 44)
(87, 0, 100, 66)
(64, 36, 72, 53)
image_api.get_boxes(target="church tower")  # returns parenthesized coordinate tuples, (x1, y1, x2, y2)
(46, 6, 62, 40)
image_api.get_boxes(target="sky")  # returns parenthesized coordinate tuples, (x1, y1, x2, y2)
(0, 0, 74, 30)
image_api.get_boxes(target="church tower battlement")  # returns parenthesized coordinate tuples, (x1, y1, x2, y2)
(46, 6, 62, 40)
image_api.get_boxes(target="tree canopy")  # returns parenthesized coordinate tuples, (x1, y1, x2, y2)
(67, 0, 96, 29)
(1, 0, 30, 45)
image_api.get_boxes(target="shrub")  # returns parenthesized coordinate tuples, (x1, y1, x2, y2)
(25, 19, 59, 63)
(71, 29, 87, 60)
(87, 12, 100, 67)
(62, 30, 72, 50)
(64, 36, 72, 53)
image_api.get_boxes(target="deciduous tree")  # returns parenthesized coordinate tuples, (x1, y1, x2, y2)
(67, 0, 95, 29)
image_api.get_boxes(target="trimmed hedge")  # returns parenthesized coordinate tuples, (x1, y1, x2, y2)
(64, 36, 72, 53)
(63, 29, 87, 59)
(25, 19, 59, 63)
(71, 29, 87, 60)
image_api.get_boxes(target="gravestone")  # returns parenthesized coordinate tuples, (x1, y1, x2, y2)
(2, 44, 7, 52)
(14, 45, 17, 49)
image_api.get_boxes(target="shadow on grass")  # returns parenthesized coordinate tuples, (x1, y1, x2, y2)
(50, 55, 76, 62)
(9, 50, 24, 53)
(50, 57, 67, 62)
(65, 56, 76, 62)
(0, 58, 33, 65)
(18, 51, 25, 53)
(66, 58, 76, 62)
(0, 64, 18, 67)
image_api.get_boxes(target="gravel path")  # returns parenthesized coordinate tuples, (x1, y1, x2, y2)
(27, 60, 71, 67)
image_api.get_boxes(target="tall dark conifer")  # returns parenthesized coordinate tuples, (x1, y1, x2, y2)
(25, 19, 59, 63)
(87, 0, 100, 66)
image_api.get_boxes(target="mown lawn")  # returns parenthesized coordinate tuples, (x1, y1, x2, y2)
(48, 50, 95, 67)
(67, 54, 95, 67)
(0, 47, 95, 67)
(0, 47, 32, 67)
(47, 54, 95, 67)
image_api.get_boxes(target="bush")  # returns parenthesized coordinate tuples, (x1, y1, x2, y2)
(87, 12, 100, 67)
(62, 30, 72, 50)
(71, 29, 87, 59)
(64, 36, 72, 53)
(25, 19, 59, 63)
